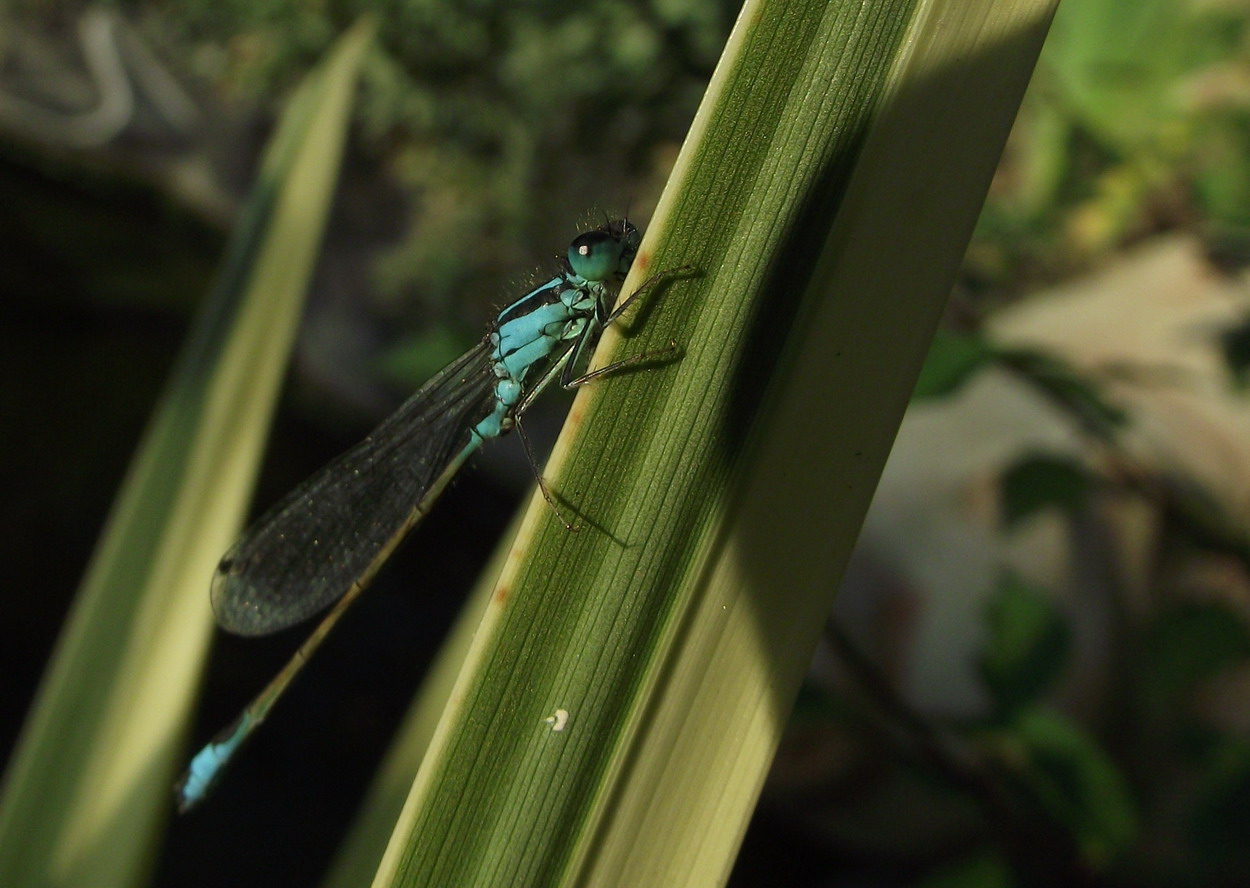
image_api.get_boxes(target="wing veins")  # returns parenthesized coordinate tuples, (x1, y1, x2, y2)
(212, 341, 498, 635)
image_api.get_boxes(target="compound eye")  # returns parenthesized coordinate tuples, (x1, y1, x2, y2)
(567, 231, 620, 282)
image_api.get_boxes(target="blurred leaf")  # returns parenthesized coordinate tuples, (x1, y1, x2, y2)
(1218, 312, 1250, 390)
(998, 708, 1138, 868)
(1043, 0, 1192, 150)
(1032, 0, 1250, 250)
(1142, 603, 1250, 710)
(1193, 738, 1250, 868)
(919, 851, 1017, 888)
(996, 347, 1127, 435)
(980, 573, 1070, 716)
(0, 20, 372, 888)
(913, 329, 996, 401)
(1000, 453, 1094, 528)
(376, 326, 476, 390)
(1193, 119, 1250, 235)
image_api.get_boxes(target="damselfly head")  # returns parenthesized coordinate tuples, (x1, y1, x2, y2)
(568, 219, 640, 282)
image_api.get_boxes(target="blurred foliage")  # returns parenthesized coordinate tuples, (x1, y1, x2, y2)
(911, 329, 996, 401)
(967, 0, 1250, 291)
(145, 0, 734, 317)
(1217, 311, 1250, 388)
(986, 707, 1138, 868)
(814, 2, 1250, 878)
(1140, 602, 1250, 713)
(991, 347, 1129, 435)
(0, 0, 734, 398)
(915, 333, 1129, 438)
(999, 454, 1095, 529)
(979, 573, 1072, 718)
(974, 578, 1138, 869)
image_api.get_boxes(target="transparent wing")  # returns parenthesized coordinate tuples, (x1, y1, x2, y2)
(212, 340, 498, 636)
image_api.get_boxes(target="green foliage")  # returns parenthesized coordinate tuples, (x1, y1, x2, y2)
(1192, 738, 1250, 868)
(1217, 312, 1250, 389)
(996, 347, 1127, 434)
(919, 851, 1017, 888)
(973, 577, 1138, 869)
(0, 21, 372, 887)
(979, 573, 1072, 718)
(1141, 603, 1250, 713)
(967, 0, 1250, 283)
(374, 325, 475, 391)
(912, 329, 996, 401)
(999, 453, 1094, 528)
(147, 0, 737, 319)
(992, 708, 1139, 867)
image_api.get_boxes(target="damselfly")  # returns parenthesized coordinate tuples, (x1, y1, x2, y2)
(177, 218, 672, 810)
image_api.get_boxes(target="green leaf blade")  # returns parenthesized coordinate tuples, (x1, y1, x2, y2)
(366, 1, 1060, 887)
(0, 20, 373, 888)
